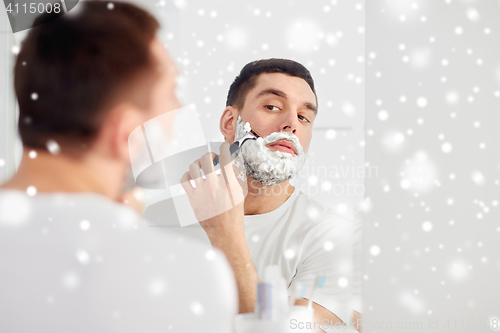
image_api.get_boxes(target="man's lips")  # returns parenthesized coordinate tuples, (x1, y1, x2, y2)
(266, 139, 297, 155)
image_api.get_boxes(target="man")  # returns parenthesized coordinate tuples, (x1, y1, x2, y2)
(0, 2, 237, 332)
(181, 59, 362, 332)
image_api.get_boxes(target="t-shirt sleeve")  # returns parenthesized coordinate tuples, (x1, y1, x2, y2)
(287, 215, 356, 325)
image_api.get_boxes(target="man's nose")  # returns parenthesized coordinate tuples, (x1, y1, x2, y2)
(280, 110, 299, 134)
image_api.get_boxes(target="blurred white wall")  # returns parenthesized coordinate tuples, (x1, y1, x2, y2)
(364, 0, 500, 327)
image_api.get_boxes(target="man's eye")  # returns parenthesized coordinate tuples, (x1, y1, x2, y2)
(265, 105, 280, 111)
(298, 115, 310, 122)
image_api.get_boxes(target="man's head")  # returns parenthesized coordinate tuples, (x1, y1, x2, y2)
(220, 59, 317, 185)
(14, 1, 180, 161)
(226, 58, 317, 111)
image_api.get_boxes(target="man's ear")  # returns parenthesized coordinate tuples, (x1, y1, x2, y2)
(220, 105, 239, 143)
(99, 103, 145, 162)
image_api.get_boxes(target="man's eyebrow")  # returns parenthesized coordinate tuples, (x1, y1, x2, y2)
(256, 88, 318, 113)
(304, 102, 318, 113)
(255, 88, 287, 99)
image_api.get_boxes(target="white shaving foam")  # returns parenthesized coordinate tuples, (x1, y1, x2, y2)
(234, 116, 306, 186)
(234, 116, 249, 182)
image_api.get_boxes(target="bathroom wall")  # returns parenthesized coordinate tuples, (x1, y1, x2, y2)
(363, 0, 500, 331)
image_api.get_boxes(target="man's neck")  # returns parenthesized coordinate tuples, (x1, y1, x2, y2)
(243, 176, 295, 215)
(1, 149, 126, 200)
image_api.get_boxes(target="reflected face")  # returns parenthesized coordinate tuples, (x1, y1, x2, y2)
(237, 73, 317, 154)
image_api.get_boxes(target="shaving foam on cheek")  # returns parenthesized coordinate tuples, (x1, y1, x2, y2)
(234, 116, 307, 186)
(234, 116, 250, 182)
(235, 115, 251, 141)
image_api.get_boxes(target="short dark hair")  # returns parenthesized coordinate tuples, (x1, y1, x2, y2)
(14, 1, 160, 153)
(226, 58, 318, 110)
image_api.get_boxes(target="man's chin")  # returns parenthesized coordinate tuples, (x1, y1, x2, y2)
(266, 149, 300, 160)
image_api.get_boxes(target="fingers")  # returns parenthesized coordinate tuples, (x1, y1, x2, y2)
(180, 171, 194, 191)
(189, 159, 203, 186)
(186, 152, 219, 190)
(200, 152, 217, 180)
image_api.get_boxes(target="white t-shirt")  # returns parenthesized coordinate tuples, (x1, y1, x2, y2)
(0, 190, 238, 333)
(243, 188, 362, 325)
(146, 187, 363, 325)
